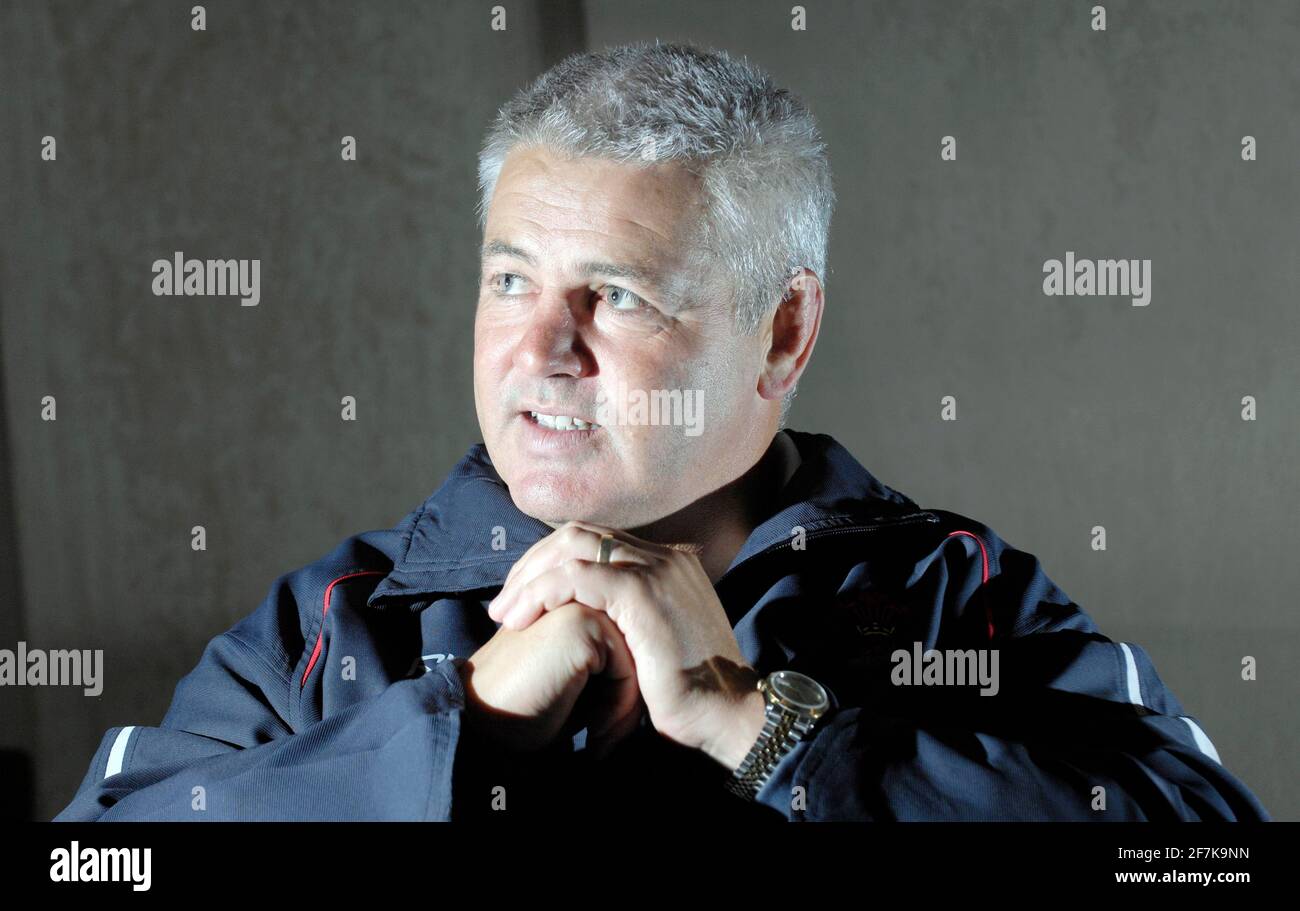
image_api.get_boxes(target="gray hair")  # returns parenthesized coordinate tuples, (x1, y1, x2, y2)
(475, 42, 835, 428)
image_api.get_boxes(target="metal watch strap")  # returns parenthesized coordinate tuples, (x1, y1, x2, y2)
(724, 678, 817, 801)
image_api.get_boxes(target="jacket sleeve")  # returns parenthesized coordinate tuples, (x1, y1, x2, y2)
(753, 516, 1271, 821)
(53, 541, 481, 821)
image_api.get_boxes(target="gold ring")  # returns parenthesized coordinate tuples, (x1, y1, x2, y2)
(596, 534, 615, 565)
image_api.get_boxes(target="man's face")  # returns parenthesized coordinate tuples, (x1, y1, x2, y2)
(473, 145, 775, 529)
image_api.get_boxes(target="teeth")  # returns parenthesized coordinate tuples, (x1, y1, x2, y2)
(529, 411, 598, 431)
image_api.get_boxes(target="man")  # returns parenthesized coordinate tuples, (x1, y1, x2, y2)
(57, 42, 1267, 821)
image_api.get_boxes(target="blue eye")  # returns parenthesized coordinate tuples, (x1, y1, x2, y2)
(604, 285, 645, 311)
(490, 273, 529, 296)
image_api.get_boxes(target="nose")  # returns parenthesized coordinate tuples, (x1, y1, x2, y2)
(512, 289, 594, 379)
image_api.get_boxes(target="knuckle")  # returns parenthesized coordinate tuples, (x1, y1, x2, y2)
(550, 600, 588, 631)
(555, 601, 602, 637)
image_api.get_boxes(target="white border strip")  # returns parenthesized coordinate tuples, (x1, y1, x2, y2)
(1118, 642, 1144, 708)
(1119, 643, 1222, 764)
(104, 726, 135, 778)
(1180, 716, 1223, 764)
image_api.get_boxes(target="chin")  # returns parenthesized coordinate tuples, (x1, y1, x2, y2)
(508, 473, 604, 522)
(512, 481, 661, 529)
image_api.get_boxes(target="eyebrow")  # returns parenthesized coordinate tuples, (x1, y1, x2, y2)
(481, 239, 661, 289)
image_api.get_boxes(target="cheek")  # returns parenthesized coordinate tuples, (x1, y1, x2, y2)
(473, 319, 515, 373)
(656, 345, 757, 444)
(472, 337, 515, 428)
(661, 341, 744, 404)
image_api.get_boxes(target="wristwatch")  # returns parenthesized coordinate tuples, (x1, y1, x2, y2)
(724, 669, 831, 801)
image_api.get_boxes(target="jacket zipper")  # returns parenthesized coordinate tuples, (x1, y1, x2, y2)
(717, 510, 942, 584)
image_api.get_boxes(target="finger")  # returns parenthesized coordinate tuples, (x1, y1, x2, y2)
(493, 526, 652, 623)
(490, 538, 557, 621)
(585, 612, 643, 760)
(490, 523, 592, 621)
(499, 560, 629, 631)
(568, 520, 667, 556)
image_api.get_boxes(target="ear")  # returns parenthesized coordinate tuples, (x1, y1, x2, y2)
(757, 268, 824, 402)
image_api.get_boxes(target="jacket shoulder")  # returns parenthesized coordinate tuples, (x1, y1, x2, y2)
(911, 506, 1097, 639)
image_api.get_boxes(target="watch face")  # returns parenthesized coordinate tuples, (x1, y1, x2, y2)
(770, 670, 829, 712)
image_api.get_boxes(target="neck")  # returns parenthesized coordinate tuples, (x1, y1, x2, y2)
(627, 431, 802, 584)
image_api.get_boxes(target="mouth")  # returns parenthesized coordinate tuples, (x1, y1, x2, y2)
(518, 409, 604, 446)
(519, 408, 602, 432)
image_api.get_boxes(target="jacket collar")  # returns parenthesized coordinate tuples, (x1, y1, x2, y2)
(367, 429, 928, 607)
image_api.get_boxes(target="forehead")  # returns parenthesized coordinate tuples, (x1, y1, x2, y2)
(483, 146, 706, 273)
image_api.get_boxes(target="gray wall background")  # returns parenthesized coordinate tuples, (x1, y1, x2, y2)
(1, 0, 1295, 822)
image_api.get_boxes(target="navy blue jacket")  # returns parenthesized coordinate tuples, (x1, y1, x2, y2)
(54, 430, 1270, 821)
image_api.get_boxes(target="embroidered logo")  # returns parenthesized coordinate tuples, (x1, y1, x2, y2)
(835, 589, 909, 665)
